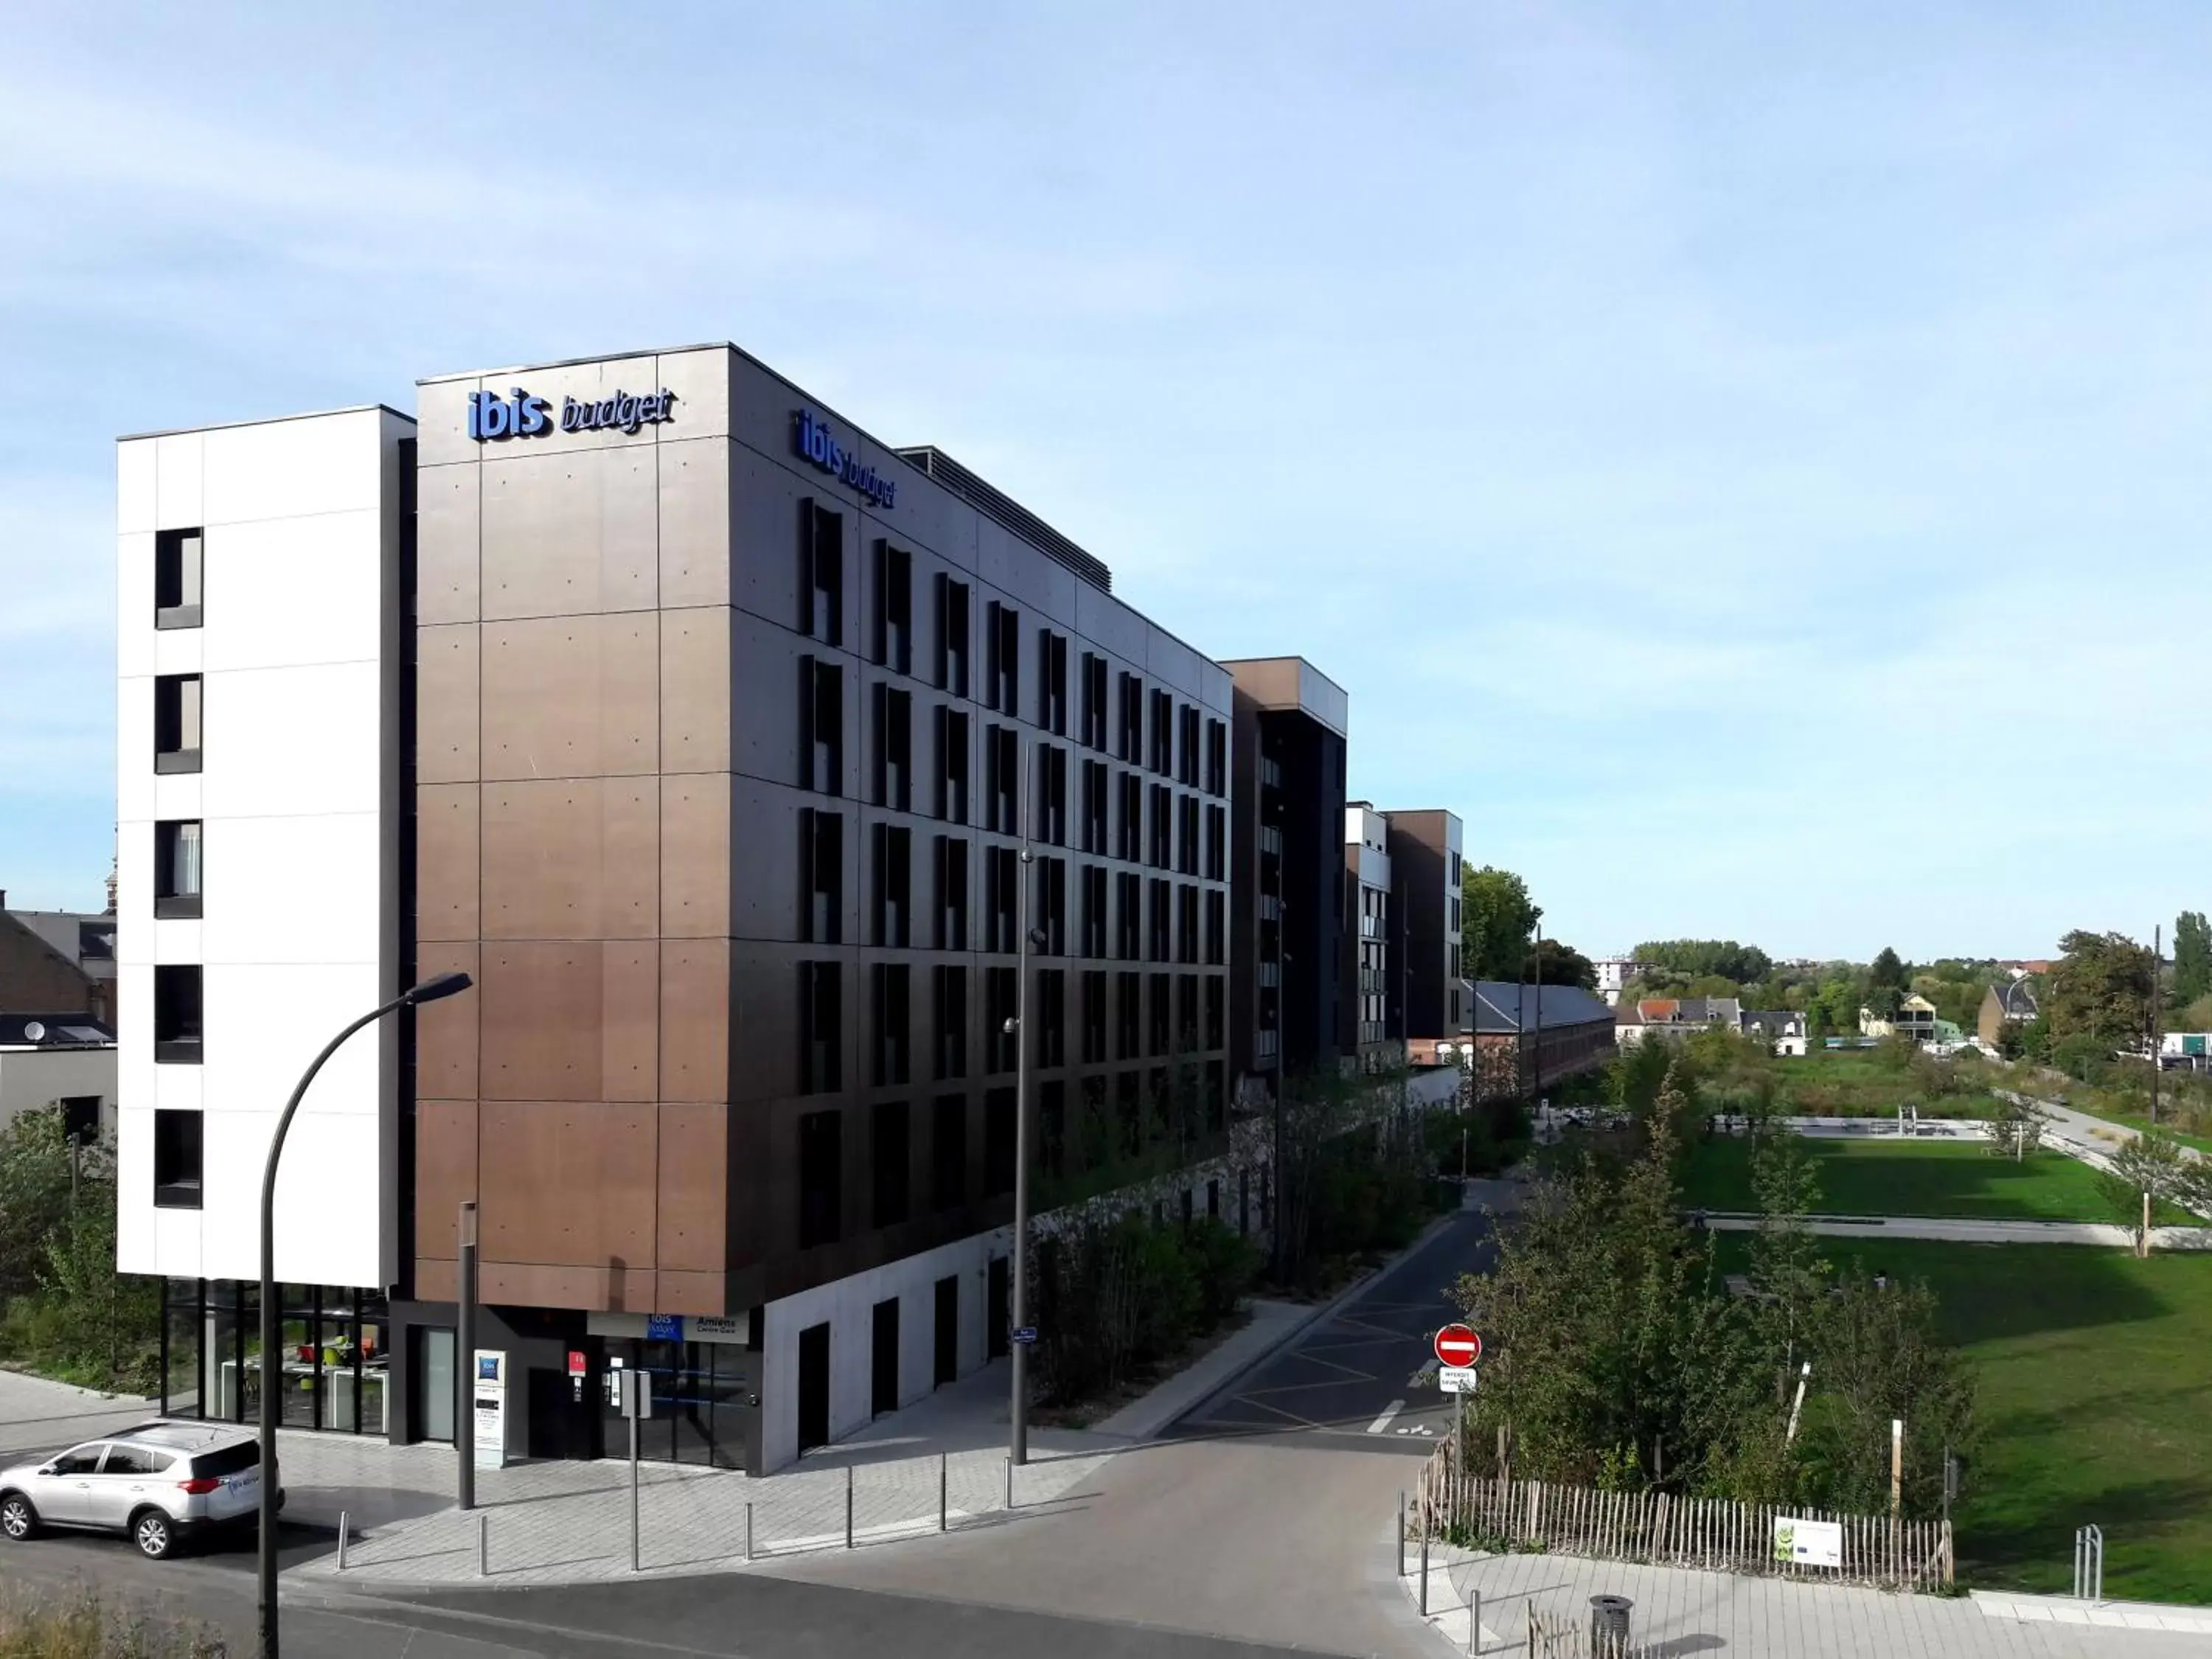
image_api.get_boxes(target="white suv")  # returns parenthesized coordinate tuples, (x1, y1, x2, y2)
(0, 1421, 282, 1559)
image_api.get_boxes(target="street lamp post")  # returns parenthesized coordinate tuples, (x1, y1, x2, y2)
(1009, 742, 1037, 1469)
(258, 971, 472, 1659)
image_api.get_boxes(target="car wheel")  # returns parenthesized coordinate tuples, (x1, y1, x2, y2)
(132, 1509, 175, 1560)
(0, 1493, 36, 1540)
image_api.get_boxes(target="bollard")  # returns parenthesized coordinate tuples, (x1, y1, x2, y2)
(476, 1512, 488, 1578)
(1420, 1525, 1430, 1615)
(745, 1500, 754, 1564)
(1398, 1491, 1407, 1577)
(1468, 1588, 1479, 1656)
(939, 1453, 948, 1532)
(335, 1508, 349, 1572)
(845, 1464, 855, 1550)
(1004, 1455, 1013, 1511)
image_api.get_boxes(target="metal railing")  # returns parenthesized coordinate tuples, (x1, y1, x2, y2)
(2074, 1523, 2104, 1602)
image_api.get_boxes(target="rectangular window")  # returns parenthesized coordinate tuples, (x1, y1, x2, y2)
(1079, 865, 1107, 959)
(1116, 971, 1141, 1060)
(1037, 856, 1066, 955)
(872, 686, 911, 811)
(1204, 804, 1225, 881)
(1178, 704, 1200, 787)
(985, 847, 1018, 953)
(1150, 689, 1173, 775)
(872, 964, 910, 1086)
(1118, 672, 1144, 764)
(1177, 884, 1199, 964)
(799, 962, 841, 1094)
(1178, 796, 1199, 875)
(153, 964, 202, 1064)
(799, 1108, 841, 1248)
(872, 824, 910, 947)
(984, 1088, 1017, 1197)
(1205, 718, 1227, 797)
(872, 541, 911, 672)
(934, 965, 967, 1080)
(871, 1101, 910, 1228)
(932, 1096, 967, 1210)
(985, 601, 1019, 712)
(1081, 759, 1107, 854)
(985, 726, 1018, 835)
(935, 706, 970, 824)
(154, 674, 203, 773)
(1038, 968, 1066, 1068)
(1149, 784, 1172, 869)
(1206, 975, 1225, 1050)
(153, 1108, 203, 1208)
(799, 658, 843, 794)
(1079, 653, 1107, 750)
(1149, 973, 1172, 1057)
(1039, 745, 1067, 846)
(936, 575, 970, 695)
(800, 809, 842, 943)
(154, 527, 204, 629)
(934, 835, 968, 950)
(1147, 879, 1171, 963)
(1178, 975, 1199, 1053)
(1116, 872, 1141, 961)
(1205, 889, 1225, 966)
(1081, 970, 1107, 1064)
(154, 820, 203, 919)
(1037, 628, 1068, 735)
(984, 967, 1018, 1074)
(800, 501, 843, 644)
(1116, 772, 1143, 863)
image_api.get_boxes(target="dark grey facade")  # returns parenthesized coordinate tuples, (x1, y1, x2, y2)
(1382, 809, 1464, 1040)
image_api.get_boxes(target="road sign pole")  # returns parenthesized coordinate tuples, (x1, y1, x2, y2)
(629, 1388, 640, 1573)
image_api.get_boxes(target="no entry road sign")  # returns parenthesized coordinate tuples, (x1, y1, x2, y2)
(1433, 1324, 1482, 1369)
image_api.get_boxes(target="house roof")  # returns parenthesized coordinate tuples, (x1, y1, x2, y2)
(1470, 981, 1614, 1033)
(1741, 1009, 1805, 1034)
(0, 1013, 115, 1049)
(1, 909, 115, 981)
(1992, 979, 2038, 1018)
(1628, 996, 1742, 1026)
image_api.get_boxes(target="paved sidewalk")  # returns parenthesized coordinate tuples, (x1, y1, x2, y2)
(1404, 1545, 2212, 1658)
(1701, 1214, 2212, 1249)
(0, 1367, 153, 1460)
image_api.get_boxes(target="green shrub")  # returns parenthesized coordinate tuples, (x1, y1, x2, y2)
(0, 1586, 221, 1658)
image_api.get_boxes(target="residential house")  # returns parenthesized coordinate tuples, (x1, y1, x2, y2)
(1616, 995, 1742, 1046)
(1977, 978, 2038, 1048)
(1741, 1009, 1809, 1057)
(1593, 956, 1650, 1009)
(1458, 981, 1615, 1097)
(0, 1014, 117, 1138)
(0, 892, 115, 1025)
(1860, 992, 1938, 1043)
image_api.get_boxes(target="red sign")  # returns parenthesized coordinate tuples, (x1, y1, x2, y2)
(567, 1349, 587, 1377)
(1434, 1324, 1481, 1369)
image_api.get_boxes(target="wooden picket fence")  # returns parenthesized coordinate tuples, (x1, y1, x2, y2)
(1413, 1439, 1953, 1592)
(1526, 1607, 1659, 1658)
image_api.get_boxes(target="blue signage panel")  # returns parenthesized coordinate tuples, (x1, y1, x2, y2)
(1011, 1326, 1038, 1346)
(467, 385, 678, 442)
(793, 408, 897, 507)
(645, 1314, 684, 1343)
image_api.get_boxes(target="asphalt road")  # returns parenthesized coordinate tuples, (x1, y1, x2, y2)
(1166, 1203, 1497, 1452)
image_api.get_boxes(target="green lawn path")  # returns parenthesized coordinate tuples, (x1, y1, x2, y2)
(1680, 1135, 2193, 1225)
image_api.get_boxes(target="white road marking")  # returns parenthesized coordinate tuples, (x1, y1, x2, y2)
(1367, 1399, 1405, 1434)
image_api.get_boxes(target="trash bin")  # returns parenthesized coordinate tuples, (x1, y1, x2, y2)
(1590, 1594, 1634, 1653)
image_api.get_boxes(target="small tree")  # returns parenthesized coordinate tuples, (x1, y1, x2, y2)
(1986, 1095, 2045, 1161)
(1795, 1272, 1977, 1518)
(2097, 1129, 2207, 1256)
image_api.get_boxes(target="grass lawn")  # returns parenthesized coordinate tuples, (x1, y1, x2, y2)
(1679, 1135, 2191, 1224)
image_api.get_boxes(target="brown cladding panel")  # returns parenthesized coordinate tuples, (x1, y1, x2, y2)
(660, 775, 731, 939)
(414, 1099, 479, 1262)
(479, 1262, 655, 1314)
(653, 1270, 727, 1317)
(660, 608, 732, 776)
(479, 614, 658, 783)
(415, 465, 481, 626)
(657, 1102, 728, 1273)
(414, 942, 480, 1102)
(480, 445, 658, 620)
(602, 942, 658, 1102)
(478, 1099, 658, 1268)
(479, 779, 658, 941)
(416, 785, 479, 942)
(659, 939, 729, 1105)
(416, 625, 480, 785)
(478, 942, 605, 1102)
(658, 439, 732, 609)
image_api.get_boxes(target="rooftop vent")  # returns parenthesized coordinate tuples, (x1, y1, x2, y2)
(895, 446, 1113, 592)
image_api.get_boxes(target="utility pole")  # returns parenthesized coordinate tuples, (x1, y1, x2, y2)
(1528, 923, 1544, 1105)
(457, 1200, 478, 1511)
(2150, 922, 2162, 1127)
(1009, 740, 1035, 1468)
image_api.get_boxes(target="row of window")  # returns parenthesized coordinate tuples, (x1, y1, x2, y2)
(801, 813, 1228, 964)
(798, 961, 1228, 1094)
(796, 1062, 1230, 1250)
(799, 501, 1228, 790)
(145, 543, 212, 1207)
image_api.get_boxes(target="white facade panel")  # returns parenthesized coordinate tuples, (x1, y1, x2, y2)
(201, 662, 382, 821)
(116, 408, 402, 1297)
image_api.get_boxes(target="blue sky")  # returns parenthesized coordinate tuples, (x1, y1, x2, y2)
(4, 2, 2208, 961)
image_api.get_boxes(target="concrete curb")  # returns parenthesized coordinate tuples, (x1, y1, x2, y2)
(1135, 1206, 1468, 1442)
